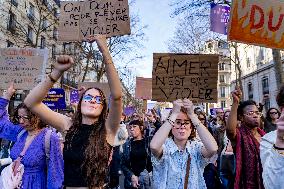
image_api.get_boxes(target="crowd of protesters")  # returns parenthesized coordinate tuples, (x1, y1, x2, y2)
(0, 36, 283, 189)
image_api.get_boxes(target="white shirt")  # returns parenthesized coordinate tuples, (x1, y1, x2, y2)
(152, 138, 216, 189)
(260, 131, 284, 189)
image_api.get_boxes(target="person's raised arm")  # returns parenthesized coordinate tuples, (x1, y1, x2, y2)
(24, 55, 74, 132)
(150, 100, 183, 159)
(226, 87, 242, 145)
(183, 99, 218, 158)
(92, 35, 122, 145)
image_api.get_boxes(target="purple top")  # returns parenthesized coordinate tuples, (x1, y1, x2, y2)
(0, 97, 64, 189)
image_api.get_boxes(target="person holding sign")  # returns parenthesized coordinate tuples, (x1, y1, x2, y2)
(0, 83, 64, 189)
(150, 99, 218, 189)
(24, 35, 122, 189)
(260, 85, 284, 189)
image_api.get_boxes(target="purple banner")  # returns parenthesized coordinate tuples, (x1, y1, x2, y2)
(124, 106, 136, 116)
(210, 3, 230, 35)
(70, 90, 79, 104)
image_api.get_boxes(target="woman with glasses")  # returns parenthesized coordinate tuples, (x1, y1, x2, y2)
(150, 99, 218, 189)
(0, 83, 63, 189)
(121, 120, 152, 189)
(263, 108, 281, 133)
(24, 35, 122, 189)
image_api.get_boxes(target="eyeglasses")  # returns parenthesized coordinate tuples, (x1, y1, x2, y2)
(128, 125, 138, 129)
(16, 115, 30, 121)
(132, 114, 139, 117)
(83, 94, 103, 104)
(244, 111, 262, 117)
(173, 119, 191, 128)
(269, 112, 278, 115)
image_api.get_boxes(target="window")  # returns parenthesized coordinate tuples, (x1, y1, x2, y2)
(246, 57, 250, 68)
(7, 40, 14, 47)
(219, 63, 225, 70)
(40, 36, 46, 49)
(28, 3, 35, 21)
(260, 47, 265, 60)
(27, 26, 33, 43)
(264, 98, 270, 111)
(219, 75, 225, 83)
(53, 27, 58, 40)
(42, 18, 48, 31)
(262, 77, 269, 95)
(51, 44, 56, 59)
(221, 101, 226, 108)
(218, 41, 229, 49)
(54, 8, 59, 18)
(220, 87, 226, 98)
(11, 0, 18, 7)
(248, 82, 253, 100)
(8, 11, 16, 32)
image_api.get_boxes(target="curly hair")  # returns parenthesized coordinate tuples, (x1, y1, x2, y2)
(64, 88, 112, 188)
(13, 103, 46, 129)
(169, 107, 196, 141)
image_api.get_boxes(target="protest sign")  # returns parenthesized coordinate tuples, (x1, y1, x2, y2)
(43, 88, 66, 110)
(228, 0, 284, 49)
(0, 48, 48, 90)
(70, 89, 79, 104)
(124, 106, 136, 116)
(78, 82, 111, 100)
(152, 53, 218, 103)
(210, 3, 230, 35)
(135, 77, 152, 100)
(59, 0, 131, 41)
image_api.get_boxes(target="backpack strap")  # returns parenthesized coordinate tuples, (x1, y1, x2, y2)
(17, 129, 26, 141)
(44, 129, 52, 164)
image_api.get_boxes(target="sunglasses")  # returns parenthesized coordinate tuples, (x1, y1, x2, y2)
(16, 115, 30, 121)
(269, 112, 278, 115)
(83, 94, 103, 104)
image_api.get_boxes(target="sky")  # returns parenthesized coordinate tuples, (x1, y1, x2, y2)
(131, 0, 178, 78)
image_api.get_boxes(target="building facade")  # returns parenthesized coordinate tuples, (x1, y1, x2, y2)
(230, 44, 278, 112)
(204, 40, 232, 110)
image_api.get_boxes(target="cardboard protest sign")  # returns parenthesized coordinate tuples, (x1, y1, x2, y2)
(78, 82, 111, 100)
(152, 53, 218, 103)
(135, 77, 152, 100)
(228, 0, 284, 49)
(43, 88, 66, 110)
(59, 0, 131, 41)
(0, 48, 48, 90)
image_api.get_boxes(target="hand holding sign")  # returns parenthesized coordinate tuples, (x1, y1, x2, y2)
(172, 99, 183, 115)
(3, 82, 16, 100)
(93, 35, 108, 54)
(54, 55, 74, 73)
